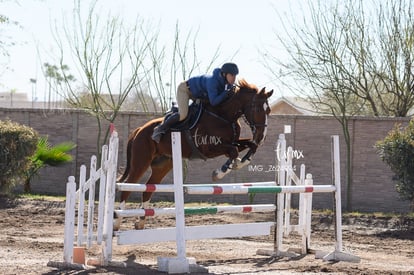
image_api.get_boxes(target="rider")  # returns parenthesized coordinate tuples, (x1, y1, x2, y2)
(151, 62, 239, 143)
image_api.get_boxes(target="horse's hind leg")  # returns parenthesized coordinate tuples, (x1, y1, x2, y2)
(114, 145, 154, 231)
(135, 157, 173, 229)
(114, 162, 150, 231)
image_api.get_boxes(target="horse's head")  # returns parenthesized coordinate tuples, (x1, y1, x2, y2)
(236, 79, 273, 146)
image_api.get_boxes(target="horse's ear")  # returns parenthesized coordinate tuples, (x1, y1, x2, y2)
(266, 90, 274, 98)
(259, 87, 266, 94)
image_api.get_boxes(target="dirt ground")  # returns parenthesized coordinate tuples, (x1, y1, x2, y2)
(0, 195, 414, 275)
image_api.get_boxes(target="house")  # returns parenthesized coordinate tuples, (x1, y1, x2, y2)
(270, 96, 318, 115)
(0, 92, 31, 108)
(0, 92, 65, 109)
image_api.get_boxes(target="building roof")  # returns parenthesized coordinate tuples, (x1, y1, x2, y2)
(270, 96, 318, 115)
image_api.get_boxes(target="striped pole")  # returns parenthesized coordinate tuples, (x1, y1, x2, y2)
(185, 181, 276, 187)
(115, 204, 276, 218)
(185, 184, 336, 195)
(116, 181, 277, 193)
(116, 183, 175, 192)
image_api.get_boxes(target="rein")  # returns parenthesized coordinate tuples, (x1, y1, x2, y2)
(204, 108, 239, 142)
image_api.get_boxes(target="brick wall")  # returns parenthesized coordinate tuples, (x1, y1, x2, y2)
(0, 107, 411, 212)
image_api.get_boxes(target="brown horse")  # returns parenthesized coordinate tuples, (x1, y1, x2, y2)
(117, 79, 273, 229)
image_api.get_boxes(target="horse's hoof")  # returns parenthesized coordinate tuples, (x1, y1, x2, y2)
(113, 218, 121, 231)
(134, 221, 145, 230)
(212, 169, 224, 181)
(212, 170, 218, 181)
(232, 158, 242, 170)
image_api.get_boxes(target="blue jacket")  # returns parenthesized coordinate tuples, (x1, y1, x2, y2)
(187, 68, 229, 106)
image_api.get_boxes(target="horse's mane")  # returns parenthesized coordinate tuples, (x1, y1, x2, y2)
(237, 78, 258, 92)
(204, 78, 258, 110)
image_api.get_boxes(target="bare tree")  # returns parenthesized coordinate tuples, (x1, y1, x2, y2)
(262, 0, 414, 210)
(50, 0, 157, 152)
(49, 1, 222, 155)
(121, 87, 160, 112)
(0, 10, 19, 78)
(139, 23, 221, 113)
(374, 1, 414, 116)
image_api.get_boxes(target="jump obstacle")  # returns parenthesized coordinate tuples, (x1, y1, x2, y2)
(48, 129, 360, 273)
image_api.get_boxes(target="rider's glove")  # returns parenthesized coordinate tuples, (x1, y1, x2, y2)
(225, 84, 236, 92)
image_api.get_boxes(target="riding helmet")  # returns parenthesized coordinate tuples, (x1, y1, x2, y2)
(221, 62, 239, 75)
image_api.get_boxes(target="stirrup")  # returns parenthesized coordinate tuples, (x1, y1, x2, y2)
(152, 112, 180, 143)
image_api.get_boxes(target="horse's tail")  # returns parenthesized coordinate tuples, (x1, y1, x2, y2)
(117, 128, 139, 183)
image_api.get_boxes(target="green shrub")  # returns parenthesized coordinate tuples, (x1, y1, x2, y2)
(0, 120, 39, 192)
(375, 119, 414, 209)
(24, 136, 76, 193)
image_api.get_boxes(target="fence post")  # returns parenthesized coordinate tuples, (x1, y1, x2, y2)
(97, 145, 108, 245)
(275, 133, 286, 255)
(76, 165, 86, 246)
(316, 135, 360, 263)
(87, 155, 97, 248)
(63, 176, 76, 263)
(102, 131, 119, 265)
(331, 135, 343, 252)
(157, 131, 192, 273)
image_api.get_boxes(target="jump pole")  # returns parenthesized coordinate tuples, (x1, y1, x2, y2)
(115, 181, 277, 193)
(115, 204, 276, 218)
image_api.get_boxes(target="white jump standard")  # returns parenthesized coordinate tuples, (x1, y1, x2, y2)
(259, 134, 360, 262)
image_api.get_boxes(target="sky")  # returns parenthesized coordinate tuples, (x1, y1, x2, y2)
(1, 0, 301, 102)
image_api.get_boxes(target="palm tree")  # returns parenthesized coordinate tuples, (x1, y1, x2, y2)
(24, 137, 76, 193)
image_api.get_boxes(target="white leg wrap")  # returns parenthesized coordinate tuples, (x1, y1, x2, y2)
(233, 158, 251, 170)
(213, 168, 231, 180)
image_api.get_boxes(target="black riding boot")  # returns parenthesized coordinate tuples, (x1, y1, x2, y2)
(151, 112, 180, 143)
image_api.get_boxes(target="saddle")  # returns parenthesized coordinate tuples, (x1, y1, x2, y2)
(170, 101, 203, 131)
(163, 101, 207, 160)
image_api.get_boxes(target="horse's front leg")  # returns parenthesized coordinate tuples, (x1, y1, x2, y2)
(212, 158, 235, 181)
(233, 138, 258, 170)
(212, 145, 239, 181)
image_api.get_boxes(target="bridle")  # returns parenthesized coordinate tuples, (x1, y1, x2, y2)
(203, 89, 270, 145)
(242, 93, 270, 146)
